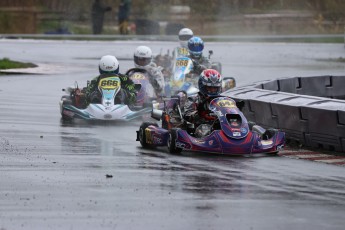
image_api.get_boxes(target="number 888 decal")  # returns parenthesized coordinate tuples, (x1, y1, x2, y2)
(176, 60, 188, 67)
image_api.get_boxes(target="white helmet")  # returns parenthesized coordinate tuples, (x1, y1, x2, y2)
(99, 55, 119, 74)
(134, 46, 152, 67)
(178, 28, 193, 48)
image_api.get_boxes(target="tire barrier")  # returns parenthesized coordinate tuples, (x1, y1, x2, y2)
(222, 75, 345, 152)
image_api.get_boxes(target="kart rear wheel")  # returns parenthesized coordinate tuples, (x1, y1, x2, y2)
(139, 122, 158, 148)
(61, 97, 73, 121)
(167, 128, 183, 154)
(61, 95, 72, 105)
(61, 114, 73, 121)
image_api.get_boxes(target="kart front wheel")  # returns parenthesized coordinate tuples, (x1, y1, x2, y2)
(167, 128, 183, 154)
(263, 128, 278, 140)
(138, 122, 158, 148)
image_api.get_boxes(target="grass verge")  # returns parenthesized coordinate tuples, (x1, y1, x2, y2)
(0, 58, 37, 70)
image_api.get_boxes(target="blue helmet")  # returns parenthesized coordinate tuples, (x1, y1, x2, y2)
(187, 36, 204, 59)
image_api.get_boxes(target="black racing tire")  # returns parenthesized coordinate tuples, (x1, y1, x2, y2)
(61, 95, 71, 100)
(61, 114, 73, 121)
(167, 128, 183, 154)
(139, 122, 158, 148)
(61, 97, 73, 121)
(263, 128, 278, 140)
(61, 95, 72, 105)
(61, 106, 73, 120)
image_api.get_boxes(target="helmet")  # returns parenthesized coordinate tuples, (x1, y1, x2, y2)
(99, 55, 119, 74)
(178, 28, 193, 48)
(188, 36, 204, 59)
(134, 45, 152, 67)
(198, 69, 222, 96)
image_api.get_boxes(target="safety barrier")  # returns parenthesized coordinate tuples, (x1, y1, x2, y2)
(223, 75, 345, 152)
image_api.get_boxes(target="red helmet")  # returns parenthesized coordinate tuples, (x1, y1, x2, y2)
(198, 69, 222, 96)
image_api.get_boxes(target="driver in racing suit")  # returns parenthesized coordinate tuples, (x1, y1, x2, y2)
(173, 27, 194, 58)
(183, 69, 222, 129)
(187, 36, 212, 76)
(153, 28, 194, 79)
(129, 45, 165, 97)
(85, 55, 137, 105)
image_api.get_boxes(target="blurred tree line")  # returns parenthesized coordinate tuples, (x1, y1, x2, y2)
(0, 0, 344, 33)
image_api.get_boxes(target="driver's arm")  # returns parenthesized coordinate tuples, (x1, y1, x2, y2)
(119, 74, 137, 105)
(183, 97, 198, 122)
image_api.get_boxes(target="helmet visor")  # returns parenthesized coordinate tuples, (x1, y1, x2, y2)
(134, 56, 151, 67)
(190, 44, 203, 52)
(205, 86, 221, 95)
(179, 34, 193, 41)
(206, 86, 219, 93)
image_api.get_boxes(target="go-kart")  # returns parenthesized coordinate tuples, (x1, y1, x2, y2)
(164, 56, 199, 97)
(136, 96, 285, 155)
(164, 55, 236, 97)
(155, 48, 223, 74)
(59, 75, 149, 121)
(126, 68, 159, 109)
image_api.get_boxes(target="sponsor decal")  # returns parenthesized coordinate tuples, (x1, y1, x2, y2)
(176, 142, 185, 148)
(214, 110, 223, 117)
(216, 99, 236, 108)
(208, 140, 214, 145)
(104, 114, 112, 119)
(153, 136, 162, 144)
(193, 139, 205, 144)
(145, 129, 152, 144)
(261, 140, 273, 145)
(131, 73, 145, 80)
(241, 128, 247, 133)
(233, 132, 241, 137)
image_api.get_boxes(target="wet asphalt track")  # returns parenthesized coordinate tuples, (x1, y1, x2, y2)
(0, 39, 345, 230)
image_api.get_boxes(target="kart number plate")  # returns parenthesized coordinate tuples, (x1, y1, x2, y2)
(233, 132, 241, 137)
(176, 60, 188, 67)
(216, 99, 236, 108)
(99, 77, 121, 90)
(177, 48, 189, 56)
(131, 73, 145, 80)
